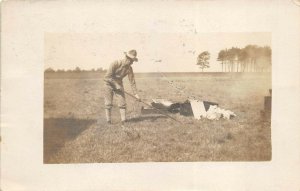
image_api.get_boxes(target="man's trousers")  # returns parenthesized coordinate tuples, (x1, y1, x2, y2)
(104, 83, 126, 109)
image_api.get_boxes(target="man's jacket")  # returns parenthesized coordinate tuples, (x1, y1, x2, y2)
(104, 59, 137, 94)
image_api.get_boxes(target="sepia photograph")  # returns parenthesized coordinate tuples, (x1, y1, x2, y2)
(44, 32, 272, 163)
(2, 1, 300, 190)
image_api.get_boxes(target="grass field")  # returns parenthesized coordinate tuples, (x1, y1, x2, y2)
(44, 72, 271, 163)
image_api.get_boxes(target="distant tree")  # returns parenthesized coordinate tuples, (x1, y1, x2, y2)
(56, 69, 65, 73)
(217, 50, 226, 72)
(264, 46, 272, 72)
(223, 49, 229, 72)
(256, 46, 272, 72)
(197, 51, 210, 72)
(223, 47, 240, 72)
(227, 48, 235, 72)
(244, 45, 257, 72)
(45, 67, 55, 73)
(231, 47, 241, 72)
(238, 48, 247, 72)
(96, 67, 103, 72)
(74, 66, 81, 72)
(96, 67, 107, 73)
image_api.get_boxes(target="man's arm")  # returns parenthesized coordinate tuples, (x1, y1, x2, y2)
(127, 66, 138, 95)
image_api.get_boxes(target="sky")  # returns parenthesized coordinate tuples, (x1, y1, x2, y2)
(45, 33, 271, 72)
(41, 1, 275, 73)
(45, 32, 271, 72)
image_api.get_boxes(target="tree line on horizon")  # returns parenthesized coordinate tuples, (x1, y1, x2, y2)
(46, 44, 271, 73)
(197, 45, 271, 72)
(217, 45, 271, 72)
(44, 67, 107, 73)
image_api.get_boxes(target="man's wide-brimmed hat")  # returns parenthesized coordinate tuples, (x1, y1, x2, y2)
(124, 49, 138, 61)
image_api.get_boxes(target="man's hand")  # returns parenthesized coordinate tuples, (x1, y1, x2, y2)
(135, 94, 141, 102)
(114, 83, 123, 92)
(114, 83, 124, 93)
(115, 84, 122, 90)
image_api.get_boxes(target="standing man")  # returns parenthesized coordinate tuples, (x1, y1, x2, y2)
(103, 50, 141, 124)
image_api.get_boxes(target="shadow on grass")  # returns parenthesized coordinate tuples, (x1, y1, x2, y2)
(44, 117, 95, 163)
(127, 115, 167, 123)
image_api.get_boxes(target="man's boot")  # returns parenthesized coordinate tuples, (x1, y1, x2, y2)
(105, 109, 112, 124)
(120, 108, 126, 123)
